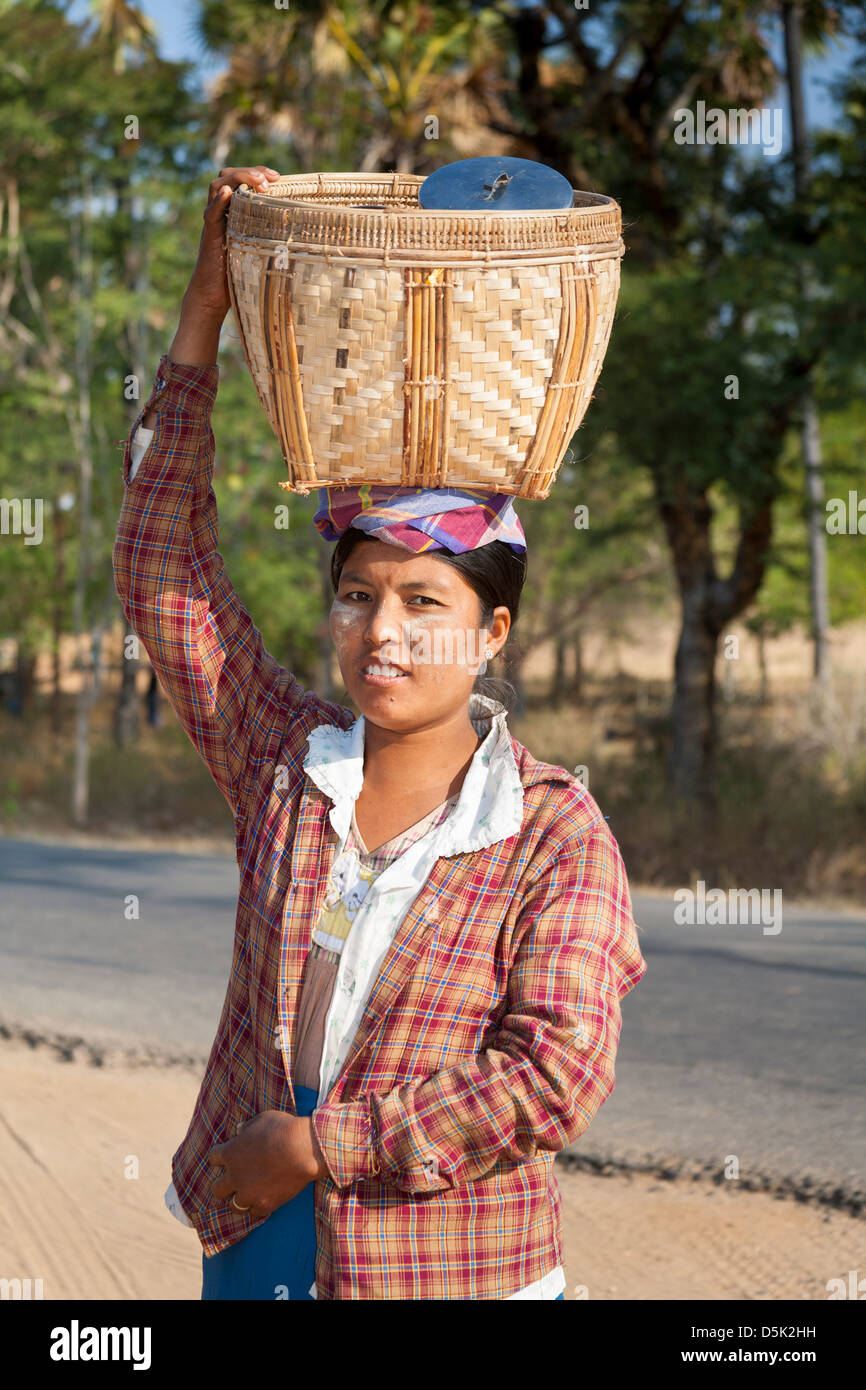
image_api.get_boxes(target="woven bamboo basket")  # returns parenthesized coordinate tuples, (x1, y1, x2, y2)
(225, 172, 624, 500)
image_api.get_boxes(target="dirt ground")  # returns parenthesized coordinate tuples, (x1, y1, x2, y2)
(0, 1041, 860, 1302)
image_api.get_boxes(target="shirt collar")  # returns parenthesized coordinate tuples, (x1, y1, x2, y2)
(302, 694, 524, 856)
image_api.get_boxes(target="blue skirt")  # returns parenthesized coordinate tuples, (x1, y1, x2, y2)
(200, 1081, 566, 1300)
(201, 1083, 319, 1301)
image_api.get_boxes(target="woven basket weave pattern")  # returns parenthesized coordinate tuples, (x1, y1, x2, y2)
(226, 173, 623, 499)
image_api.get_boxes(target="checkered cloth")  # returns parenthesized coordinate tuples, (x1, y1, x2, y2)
(313, 484, 526, 554)
(112, 355, 647, 1300)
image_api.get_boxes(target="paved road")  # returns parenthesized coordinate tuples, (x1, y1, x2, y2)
(1, 836, 863, 1198)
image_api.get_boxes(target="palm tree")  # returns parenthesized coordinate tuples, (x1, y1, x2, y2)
(88, 0, 157, 74)
(195, 0, 519, 175)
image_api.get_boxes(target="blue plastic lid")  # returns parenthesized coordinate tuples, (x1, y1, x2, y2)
(418, 156, 574, 211)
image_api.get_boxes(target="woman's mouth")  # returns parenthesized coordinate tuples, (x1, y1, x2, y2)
(360, 660, 409, 686)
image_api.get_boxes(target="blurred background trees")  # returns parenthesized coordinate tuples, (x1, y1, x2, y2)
(0, 0, 864, 892)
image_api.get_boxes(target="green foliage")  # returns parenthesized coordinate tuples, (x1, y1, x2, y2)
(0, 0, 864, 756)
(205, 340, 327, 682)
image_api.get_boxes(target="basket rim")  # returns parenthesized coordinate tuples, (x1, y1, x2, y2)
(235, 172, 619, 222)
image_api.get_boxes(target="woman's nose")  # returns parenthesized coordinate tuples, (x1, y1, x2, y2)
(364, 599, 402, 648)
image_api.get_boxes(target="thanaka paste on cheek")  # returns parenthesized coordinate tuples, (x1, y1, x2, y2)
(400, 616, 487, 675)
(329, 601, 364, 651)
(329, 601, 367, 686)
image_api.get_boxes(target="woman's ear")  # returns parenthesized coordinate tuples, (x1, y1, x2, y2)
(485, 605, 511, 661)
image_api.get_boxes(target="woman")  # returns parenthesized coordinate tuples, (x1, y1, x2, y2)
(113, 166, 648, 1301)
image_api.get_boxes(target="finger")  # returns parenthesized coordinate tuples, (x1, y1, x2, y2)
(237, 168, 275, 191)
(208, 172, 233, 200)
(205, 1143, 230, 1167)
(202, 184, 233, 226)
(213, 167, 258, 188)
(204, 174, 273, 224)
(210, 168, 273, 200)
(210, 1173, 234, 1202)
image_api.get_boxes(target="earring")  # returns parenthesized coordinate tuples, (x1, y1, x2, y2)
(484, 646, 494, 660)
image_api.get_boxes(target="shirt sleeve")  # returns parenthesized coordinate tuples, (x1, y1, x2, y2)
(112, 352, 316, 833)
(311, 816, 648, 1193)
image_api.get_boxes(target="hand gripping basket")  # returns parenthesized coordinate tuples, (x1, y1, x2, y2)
(225, 172, 624, 500)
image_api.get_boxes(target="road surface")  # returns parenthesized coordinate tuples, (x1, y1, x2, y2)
(1, 835, 863, 1204)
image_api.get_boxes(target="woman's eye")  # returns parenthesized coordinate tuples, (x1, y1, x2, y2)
(343, 590, 371, 602)
(408, 595, 439, 606)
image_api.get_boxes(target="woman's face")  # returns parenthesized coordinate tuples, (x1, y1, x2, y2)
(329, 539, 511, 734)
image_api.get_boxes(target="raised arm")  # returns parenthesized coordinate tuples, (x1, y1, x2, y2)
(112, 167, 343, 836)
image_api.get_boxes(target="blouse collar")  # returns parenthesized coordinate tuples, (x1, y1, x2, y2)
(302, 694, 524, 857)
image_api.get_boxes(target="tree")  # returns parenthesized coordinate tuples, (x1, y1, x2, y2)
(88, 0, 160, 747)
(782, 0, 831, 685)
(481, 0, 860, 799)
(194, 0, 513, 175)
(0, 0, 201, 818)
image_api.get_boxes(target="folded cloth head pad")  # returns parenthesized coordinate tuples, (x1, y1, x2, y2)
(313, 485, 526, 556)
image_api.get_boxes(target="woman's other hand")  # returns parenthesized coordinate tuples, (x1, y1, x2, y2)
(206, 1110, 328, 1222)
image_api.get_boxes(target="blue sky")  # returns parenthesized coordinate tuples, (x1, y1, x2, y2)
(70, 0, 856, 145)
(69, 0, 223, 78)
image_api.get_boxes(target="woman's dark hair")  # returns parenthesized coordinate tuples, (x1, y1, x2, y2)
(329, 527, 527, 710)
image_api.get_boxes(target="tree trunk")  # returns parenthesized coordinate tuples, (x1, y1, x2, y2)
(14, 639, 37, 716)
(72, 594, 113, 827)
(146, 669, 161, 727)
(51, 630, 62, 733)
(721, 648, 737, 704)
(659, 475, 775, 805)
(114, 173, 149, 742)
(669, 597, 718, 809)
(72, 665, 94, 827)
(72, 636, 96, 828)
(114, 624, 139, 746)
(550, 633, 567, 705)
(71, 171, 95, 825)
(783, 0, 830, 686)
(801, 380, 830, 682)
(51, 499, 66, 735)
(572, 627, 584, 702)
(756, 627, 770, 705)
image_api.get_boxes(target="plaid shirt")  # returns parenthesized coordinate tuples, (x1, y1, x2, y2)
(112, 353, 648, 1300)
